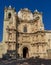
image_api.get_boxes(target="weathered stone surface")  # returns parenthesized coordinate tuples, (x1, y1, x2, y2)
(0, 6, 51, 59)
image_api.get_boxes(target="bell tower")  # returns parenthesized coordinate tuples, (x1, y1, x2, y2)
(3, 5, 17, 56)
(34, 10, 44, 31)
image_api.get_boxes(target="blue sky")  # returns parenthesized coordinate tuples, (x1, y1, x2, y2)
(0, 0, 51, 42)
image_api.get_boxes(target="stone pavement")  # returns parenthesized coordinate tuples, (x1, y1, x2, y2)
(0, 58, 51, 65)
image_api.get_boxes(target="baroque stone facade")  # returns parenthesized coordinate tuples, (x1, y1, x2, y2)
(0, 6, 51, 59)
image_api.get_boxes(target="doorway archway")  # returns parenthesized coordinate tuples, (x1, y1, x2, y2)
(23, 47, 29, 58)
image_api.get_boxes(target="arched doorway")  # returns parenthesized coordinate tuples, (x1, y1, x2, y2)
(23, 47, 29, 58)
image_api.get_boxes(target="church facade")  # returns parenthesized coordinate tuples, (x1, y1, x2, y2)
(0, 6, 51, 59)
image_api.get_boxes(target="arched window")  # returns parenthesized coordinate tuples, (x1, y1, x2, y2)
(8, 13, 11, 19)
(24, 26, 27, 32)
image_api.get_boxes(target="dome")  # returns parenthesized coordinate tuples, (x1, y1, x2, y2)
(18, 8, 33, 21)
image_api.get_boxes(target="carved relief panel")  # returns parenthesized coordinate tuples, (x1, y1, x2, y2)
(22, 36, 30, 43)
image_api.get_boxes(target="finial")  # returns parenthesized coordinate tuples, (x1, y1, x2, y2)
(24, 8, 28, 10)
(4, 6, 7, 11)
(9, 5, 11, 8)
(34, 9, 38, 12)
(34, 9, 40, 14)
